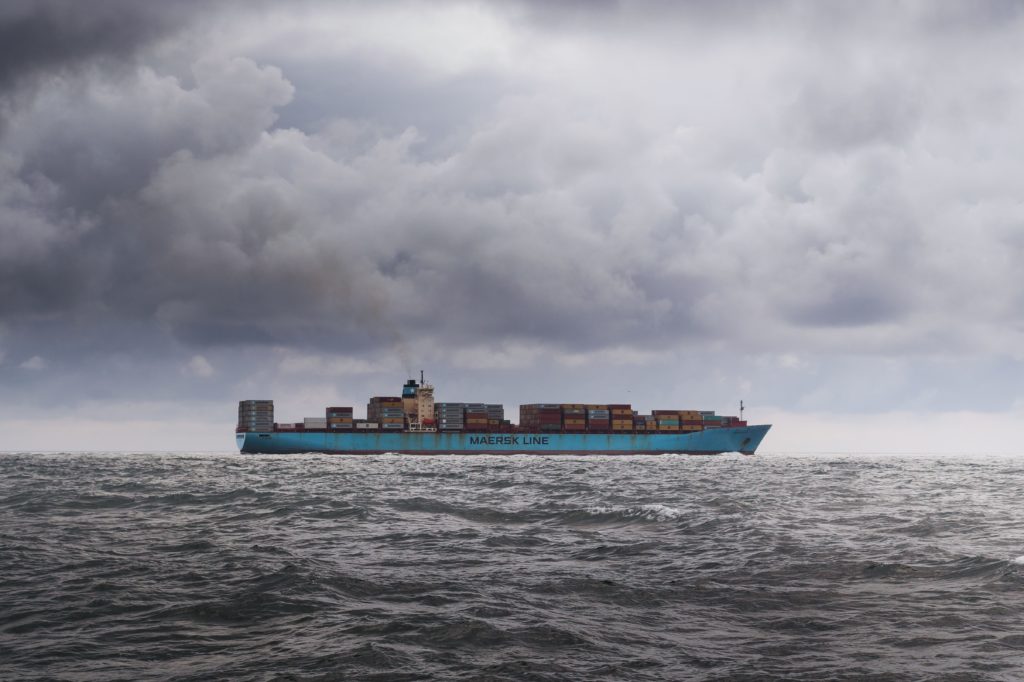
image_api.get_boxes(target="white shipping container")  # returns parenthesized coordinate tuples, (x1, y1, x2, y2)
(304, 418, 328, 427)
(356, 423, 380, 430)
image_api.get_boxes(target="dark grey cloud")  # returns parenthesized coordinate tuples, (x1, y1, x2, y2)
(0, 1, 200, 95)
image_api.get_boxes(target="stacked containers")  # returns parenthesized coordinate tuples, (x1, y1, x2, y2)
(517, 404, 531, 429)
(435, 403, 465, 431)
(653, 410, 680, 431)
(561, 404, 586, 431)
(464, 403, 489, 432)
(238, 400, 274, 432)
(326, 406, 354, 430)
(586, 405, 610, 431)
(702, 412, 725, 429)
(609, 404, 633, 431)
(369, 397, 405, 431)
(679, 410, 703, 432)
(486, 404, 504, 430)
(540, 405, 562, 432)
(520, 404, 563, 431)
(304, 417, 328, 429)
(367, 396, 401, 421)
(518, 404, 534, 428)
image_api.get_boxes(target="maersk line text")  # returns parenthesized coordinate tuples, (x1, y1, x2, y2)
(467, 435, 550, 445)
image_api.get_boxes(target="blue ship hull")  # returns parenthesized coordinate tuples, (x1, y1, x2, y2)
(236, 425, 771, 455)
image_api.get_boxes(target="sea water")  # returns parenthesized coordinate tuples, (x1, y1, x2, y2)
(1, 452, 1022, 680)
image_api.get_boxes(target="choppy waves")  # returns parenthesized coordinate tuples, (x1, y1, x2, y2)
(1, 452, 1024, 680)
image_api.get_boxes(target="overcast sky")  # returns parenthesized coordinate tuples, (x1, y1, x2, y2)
(2, 1, 1023, 452)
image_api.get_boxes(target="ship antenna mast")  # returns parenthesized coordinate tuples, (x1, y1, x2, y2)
(420, 369, 424, 384)
(740, 399, 744, 421)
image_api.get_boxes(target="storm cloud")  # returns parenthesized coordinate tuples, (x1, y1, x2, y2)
(2, 1, 1023, 449)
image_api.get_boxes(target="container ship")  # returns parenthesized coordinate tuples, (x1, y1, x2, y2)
(237, 374, 771, 455)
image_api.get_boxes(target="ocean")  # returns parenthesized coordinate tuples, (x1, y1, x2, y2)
(1, 451, 1022, 681)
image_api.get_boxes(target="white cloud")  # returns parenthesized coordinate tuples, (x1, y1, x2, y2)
(778, 354, 808, 370)
(218, 3, 516, 77)
(19, 356, 46, 370)
(184, 355, 214, 377)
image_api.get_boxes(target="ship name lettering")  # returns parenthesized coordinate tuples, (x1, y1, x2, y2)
(466, 435, 550, 446)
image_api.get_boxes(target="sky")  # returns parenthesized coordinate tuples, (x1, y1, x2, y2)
(1, 0, 1023, 453)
